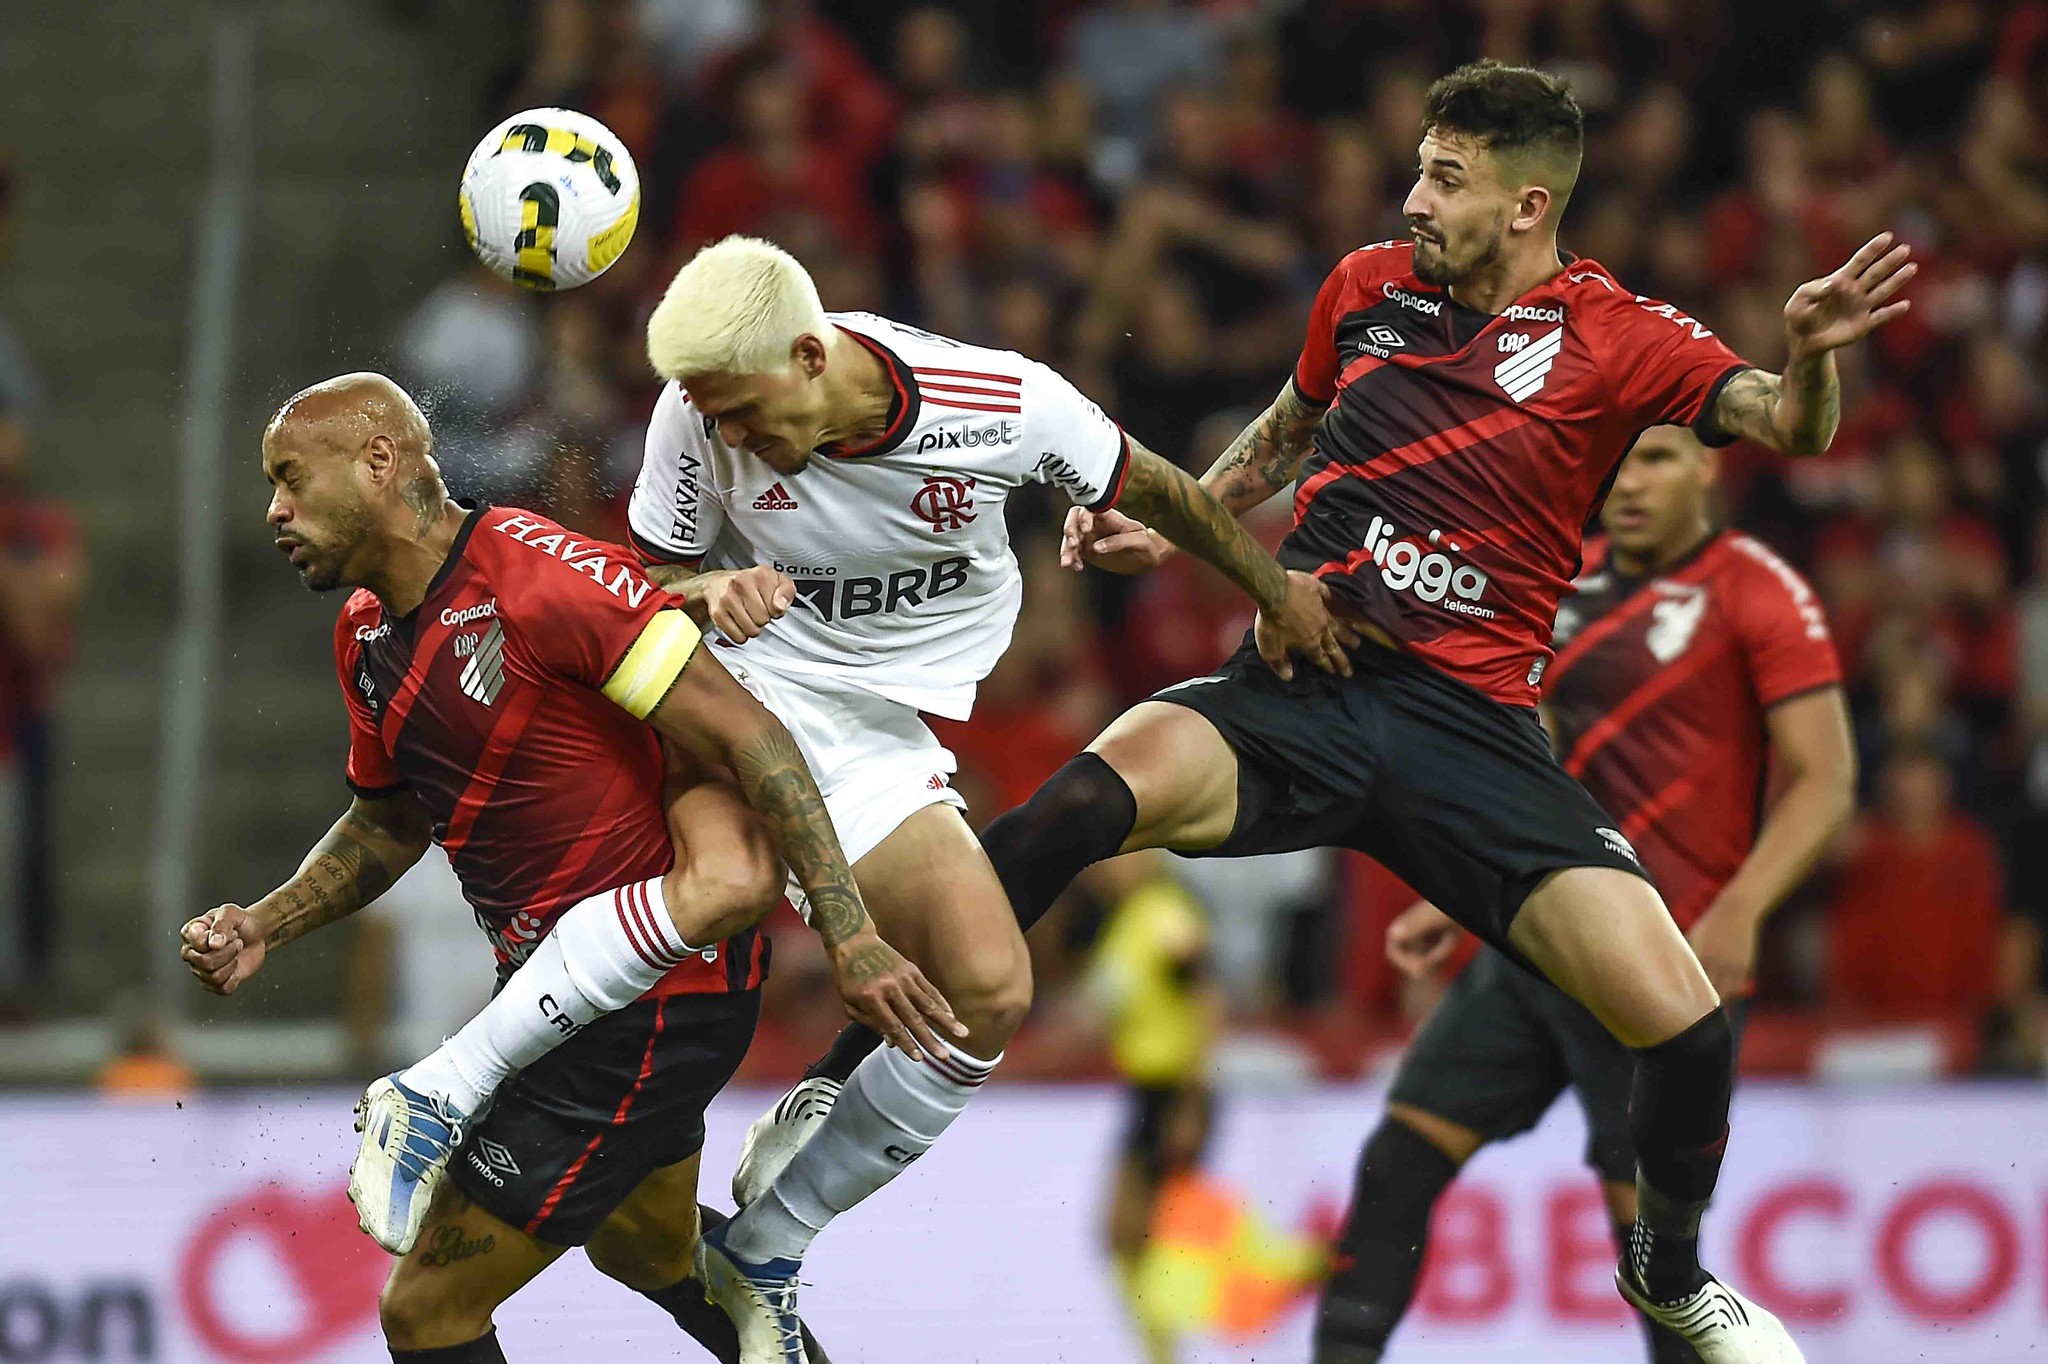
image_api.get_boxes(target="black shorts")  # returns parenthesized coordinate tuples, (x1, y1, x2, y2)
(451, 989, 759, 1247)
(1151, 634, 1648, 950)
(1120, 1082, 1214, 1184)
(1389, 946, 1750, 1182)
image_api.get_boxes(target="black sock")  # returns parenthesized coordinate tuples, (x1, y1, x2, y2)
(391, 1331, 506, 1363)
(1616, 1221, 1702, 1362)
(637, 1207, 830, 1364)
(982, 752, 1139, 933)
(1313, 1119, 1462, 1363)
(803, 753, 1139, 1086)
(1626, 1009, 1734, 1302)
(804, 1021, 882, 1086)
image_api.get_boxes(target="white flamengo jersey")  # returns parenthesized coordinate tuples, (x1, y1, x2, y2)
(627, 312, 1132, 719)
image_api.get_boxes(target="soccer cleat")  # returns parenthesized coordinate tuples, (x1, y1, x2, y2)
(347, 1073, 469, 1255)
(1616, 1266, 1804, 1364)
(732, 1076, 841, 1207)
(697, 1220, 809, 1364)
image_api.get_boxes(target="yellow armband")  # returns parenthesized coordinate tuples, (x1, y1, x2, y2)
(601, 610, 702, 718)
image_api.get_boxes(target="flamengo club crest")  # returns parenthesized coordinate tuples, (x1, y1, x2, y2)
(912, 474, 977, 532)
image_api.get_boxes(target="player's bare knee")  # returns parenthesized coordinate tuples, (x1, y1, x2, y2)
(377, 1266, 494, 1350)
(662, 846, 782, 945)
(946, 939, 1034, 1047)
(586, 1222, 694, 1293)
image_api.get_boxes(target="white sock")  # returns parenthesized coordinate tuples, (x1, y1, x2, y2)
(399, 876, 701, 1115)
(724, 1043, 1001, 1264)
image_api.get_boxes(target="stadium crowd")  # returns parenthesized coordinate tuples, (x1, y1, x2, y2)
(394, 0, 2048, 1078)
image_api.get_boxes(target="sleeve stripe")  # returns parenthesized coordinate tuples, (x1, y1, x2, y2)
(602, 610, 703, 719)
(628, 525, 700, 566)
(347, 777, 411, 800)
(1086, 430, 1134, 513)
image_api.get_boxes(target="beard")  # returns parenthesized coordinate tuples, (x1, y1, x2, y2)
(1411, 211, 1508, 288)
(290, 495, 376, 594)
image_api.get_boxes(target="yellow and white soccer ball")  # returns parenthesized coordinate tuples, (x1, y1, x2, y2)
(459, 107, 640, 291)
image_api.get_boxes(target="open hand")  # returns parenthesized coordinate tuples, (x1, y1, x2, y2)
(1254, 570, 1360, 680)
(1784, 231, 1916, 357)
(825, 929, 969, 1062)
(179, 903, 268, 996)
(1060, 506, 1175, 574)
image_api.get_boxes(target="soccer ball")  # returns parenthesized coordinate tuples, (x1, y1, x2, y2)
(458, 107, 640, 291)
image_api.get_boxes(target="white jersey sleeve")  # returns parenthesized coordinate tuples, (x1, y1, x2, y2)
(1017, 361, 1132, 511)
(627, 382, 727, 564)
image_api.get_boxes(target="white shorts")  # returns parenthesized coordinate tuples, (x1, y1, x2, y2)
(719, 655, 968, 880)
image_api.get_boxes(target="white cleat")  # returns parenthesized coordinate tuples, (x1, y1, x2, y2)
(732, 1076, 841, 1207)
(697, 1220, 809, 1364)
(1617, 1268, 1804, 1364)
(347, 1074, 469, 1255)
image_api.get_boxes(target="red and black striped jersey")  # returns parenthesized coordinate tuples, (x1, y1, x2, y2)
(1288, 242, 1751, 705)
(1543, 531, 1842, 929)
(333, 504, 766, 996)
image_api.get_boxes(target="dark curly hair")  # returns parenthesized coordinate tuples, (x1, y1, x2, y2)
(1422, 60, 1584, 175)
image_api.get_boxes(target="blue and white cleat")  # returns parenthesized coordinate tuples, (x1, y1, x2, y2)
(1616, 1267, 1803, 1364)
(347, 1073, 469, 1255)
(697, 1219, 809, 1364)
(732, 1076, 840, 1207)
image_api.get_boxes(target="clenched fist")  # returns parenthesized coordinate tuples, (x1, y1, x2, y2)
(179, 904, 269, 996)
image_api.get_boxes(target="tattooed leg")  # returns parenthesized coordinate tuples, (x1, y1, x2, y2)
(378, 1186, 562, 1352)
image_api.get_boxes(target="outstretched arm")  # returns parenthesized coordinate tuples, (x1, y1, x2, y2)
(642, 561, 798, 644)
(1708, 232, 1915, 457)
(180, 790, 435, 995)
(1111, 434, 1353, 678)
(1062, 379, 1326, 573)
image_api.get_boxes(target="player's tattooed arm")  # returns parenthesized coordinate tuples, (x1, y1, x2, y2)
(180, 790, 433, 996)
(644, 648, 965, 1057)
(1710, 231, 1916, 457)
(1706, 364, 1841, 459)
(1199, 378, 1327, 514)
(1117, 438, 1293, 614)
(257, 793, 434, 948)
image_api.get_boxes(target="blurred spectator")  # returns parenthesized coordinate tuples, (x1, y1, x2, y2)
(1827, 745, 2004, 1027)
(0, 402, 80, 1007)
(1061, 0, 1220, 185)
(669, 51, 884, 261)
(95, 1009, 196, 1100)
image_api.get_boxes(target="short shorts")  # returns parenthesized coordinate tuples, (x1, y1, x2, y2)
(718, 655, 967, 886)
(1150, 633, 1649, 951)
(451, 989, 759, 1246)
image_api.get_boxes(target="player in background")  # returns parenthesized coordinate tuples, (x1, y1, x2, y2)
(178, 373, 954, 1364)
(376, 235, 1343, 1362)
(770, 61, 1912, 1362)
(1313, 425, 1853, 1363)
(1085, 854, 1221, 1364)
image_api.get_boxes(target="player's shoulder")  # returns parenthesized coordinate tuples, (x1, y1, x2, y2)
(334, 587, 385, 644)
(1315, 240, 1418, 301)
(1564, 259, 1720, 340)
(836, 310, 1037, 394)
(467, 505, 659, 611)
(1714, 530, 1821, 606)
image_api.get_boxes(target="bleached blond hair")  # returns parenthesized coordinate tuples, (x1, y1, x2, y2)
(646, 236, 831, 380)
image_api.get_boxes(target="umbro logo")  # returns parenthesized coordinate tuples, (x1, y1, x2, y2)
(459, 620, 505, 707)
(753, 483, 799, 511)
(1366, 324, 1405, 349)
(1495, 326, 1563, 402)
(1596, 826, 1641, 866)
(477, 1137, 521, 1177)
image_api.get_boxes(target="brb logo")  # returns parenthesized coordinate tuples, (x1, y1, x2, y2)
(1361, 515, 1493, 617)
(911, 474, 977, 533)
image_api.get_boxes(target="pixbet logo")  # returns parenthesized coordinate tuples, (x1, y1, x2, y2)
(911, 474, 977, 532)
(1361, 515, 1493, 617)
(914, 421, 1018, 455)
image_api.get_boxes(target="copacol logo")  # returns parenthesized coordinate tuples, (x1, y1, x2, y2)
(1361, 515, 1494, 618)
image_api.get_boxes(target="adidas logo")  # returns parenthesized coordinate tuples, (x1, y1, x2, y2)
(752, 483, 798, 511)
